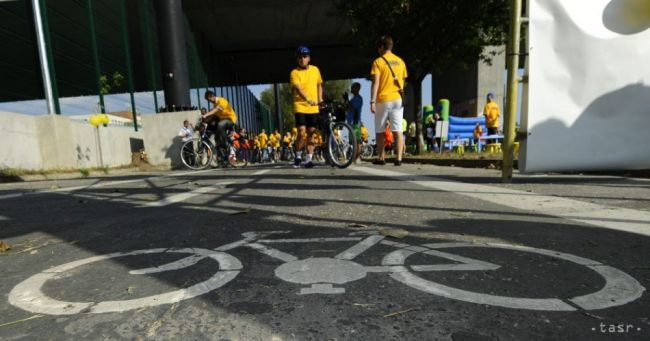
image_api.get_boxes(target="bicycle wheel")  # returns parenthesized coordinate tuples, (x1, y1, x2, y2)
(327, 122, 358, 168)
(361, 144, 374, 159)
(180, 139, 213, 170)
(9, 248, 242, 315)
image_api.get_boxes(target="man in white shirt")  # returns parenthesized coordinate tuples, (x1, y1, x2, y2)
(178, 120, 194, 142)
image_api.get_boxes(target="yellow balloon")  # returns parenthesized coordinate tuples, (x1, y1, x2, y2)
(89, 115, 101, 127)
(100, 114, 110, 125)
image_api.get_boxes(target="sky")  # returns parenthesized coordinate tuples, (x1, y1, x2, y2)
(0, 75, 432, 138)
(0, 71, 524, 139)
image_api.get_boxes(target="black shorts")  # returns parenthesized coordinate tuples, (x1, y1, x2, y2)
(295, 113, 320, 128)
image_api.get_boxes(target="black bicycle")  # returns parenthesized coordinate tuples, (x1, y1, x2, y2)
(180, 126, 248, 170)
(319, 101, 358, 168)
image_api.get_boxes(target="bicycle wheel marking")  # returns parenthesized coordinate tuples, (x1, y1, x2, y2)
(8, 248, 241, 315)
(385, 242, 645, 311)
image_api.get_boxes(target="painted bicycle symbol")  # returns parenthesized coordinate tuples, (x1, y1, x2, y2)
(9, 231, 645, 315)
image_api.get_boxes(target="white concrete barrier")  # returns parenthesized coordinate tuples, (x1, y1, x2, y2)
(141, 110, 201, 168)
(0, 112, 42, 170)
(0, 111, 143, 171)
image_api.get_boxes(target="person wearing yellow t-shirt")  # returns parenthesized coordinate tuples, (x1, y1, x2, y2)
(370, 35, 407, 166)
(473, 122, 483, 146)
(258, 129, 268, 148)
(204, 90, 238, 166)
(279, 132, 290, 160)
(483, 92, 500, 143)
(268, 132, 281, 162)
(253, 136, 261, 163)
(258, 129, 269, 162)
(290, 46, 323, 168)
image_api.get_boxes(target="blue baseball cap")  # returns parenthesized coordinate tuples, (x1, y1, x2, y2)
(487, 92, 494, 98)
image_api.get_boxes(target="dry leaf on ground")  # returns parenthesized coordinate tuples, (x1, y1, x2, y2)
(379, 228, 409, 239)
(0, 240, 11, 252)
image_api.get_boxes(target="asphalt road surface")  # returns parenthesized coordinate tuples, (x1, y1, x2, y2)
(0, 162, 648, 341)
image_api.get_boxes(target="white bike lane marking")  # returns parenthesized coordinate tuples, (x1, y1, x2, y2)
(351, 167, 650, 237)
(7, 231, 646, 314)
(383, 242, 646, 311)
(8, 248, 242, 315)
(139, 181, 236, 207)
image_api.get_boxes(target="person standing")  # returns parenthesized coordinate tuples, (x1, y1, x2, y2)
(483, 92, 501, 143)
(473, 122, 483, 148)
(370, 35, 408, 166)
(344, 82, 363, 126)
(407, 120, 416, 153)
(290, 46, 323, 168)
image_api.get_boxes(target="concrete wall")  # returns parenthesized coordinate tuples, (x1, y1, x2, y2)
(0, 111, 142, 170)
(432, 46, 505, 119)
(141, 110, 201, 168)
(0, 111, 42, 169)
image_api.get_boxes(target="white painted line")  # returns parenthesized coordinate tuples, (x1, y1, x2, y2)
(0, 193, 25, 200)
(0, 168, 217, 201)
(252, 169, 271, 175)
(336, 235, 385, 260)
(383, 242, 645, 311)
(365, 265, 409, 273)
(246, 243, 298, 262)
(257, 237, 362, 243)
(380, 240, 412, 248)
(390, 270, 576, 311)
(8, 248, 241, 315)
(352, 167, 650, 237)
(215, 240, 250, 251)
(140, 181, 235, 207)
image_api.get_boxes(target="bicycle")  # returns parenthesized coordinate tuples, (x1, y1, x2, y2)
(180, 126, 247, 170)
(360, 139, 375, 159)
(8, 230, 645, 315)
(318, 101, 358, 168)
(280, 145, 295, 162)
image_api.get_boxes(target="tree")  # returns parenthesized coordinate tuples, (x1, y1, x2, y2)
(337, 0, 509, 153)
(260, 79, 352, 133)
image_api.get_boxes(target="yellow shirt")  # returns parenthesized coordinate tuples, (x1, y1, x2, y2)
(273, 132, 281, 142)
(290, 65, 323, 114)
(269, 135, 280, 148)
(254, 139, 260, 148)
(258, 132, 268, 147)
(370, 52, 407, 103)
(483, 102, 500, 128)
(283, 136, 292, 144)
(213, 97, 237, 123)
